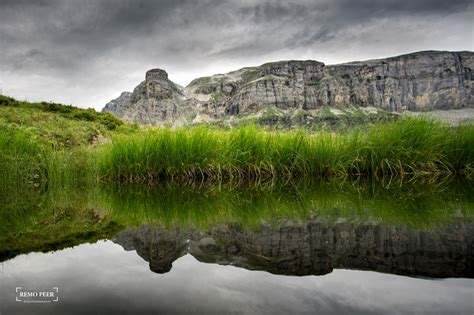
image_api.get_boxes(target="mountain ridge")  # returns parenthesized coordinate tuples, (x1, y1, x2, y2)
(103, 50, 473, 126)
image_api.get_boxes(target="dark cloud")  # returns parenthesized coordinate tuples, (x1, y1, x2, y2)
(0, 0, 472, 109)
(338, 0, 473, 14)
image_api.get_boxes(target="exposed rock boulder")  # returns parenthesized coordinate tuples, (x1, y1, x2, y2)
(103, 51, 473, 125)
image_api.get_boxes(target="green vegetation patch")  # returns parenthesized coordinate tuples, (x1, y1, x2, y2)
(0, 95, 123, 129)
(96, 118, 474, 183)
(0, 95, 132, 148)
(1, 95, 473, 186)
(209, 92, 224, 103)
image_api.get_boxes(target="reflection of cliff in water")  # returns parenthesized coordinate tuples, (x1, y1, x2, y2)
(113, 219, 473, 278)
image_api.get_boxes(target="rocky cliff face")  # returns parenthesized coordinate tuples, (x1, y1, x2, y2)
(103, 69, 197, 125)
(113, 219, 473, 278)
(103, 51, 473, 125)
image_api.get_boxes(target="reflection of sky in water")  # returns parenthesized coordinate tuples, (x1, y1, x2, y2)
(1, 241, 473, 314)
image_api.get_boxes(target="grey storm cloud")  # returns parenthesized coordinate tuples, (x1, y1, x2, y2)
(0, 0, 472, 109)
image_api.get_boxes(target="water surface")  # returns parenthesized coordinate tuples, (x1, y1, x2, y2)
(1, 180, 473, 314)
(2, 241, 472, 314)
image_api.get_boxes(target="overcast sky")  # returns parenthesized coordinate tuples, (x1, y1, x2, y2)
(0, 0, 472, 110)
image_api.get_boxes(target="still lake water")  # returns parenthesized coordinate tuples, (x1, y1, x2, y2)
(1, 181, 473, 314)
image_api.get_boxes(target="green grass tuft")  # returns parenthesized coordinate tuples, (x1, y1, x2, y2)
(96, 118, 474, 183)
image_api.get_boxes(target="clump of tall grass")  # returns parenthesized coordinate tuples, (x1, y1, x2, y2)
(95, 117, 473, 183)
(0, 129, 48, 187)
(351, 117, 472, 177)
(0, 127, 96, 191)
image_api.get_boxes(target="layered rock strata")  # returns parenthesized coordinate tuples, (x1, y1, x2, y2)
(103, 51, 473, 125)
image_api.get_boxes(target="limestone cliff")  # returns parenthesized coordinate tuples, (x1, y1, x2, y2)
(103, 69, 196, 125)
(103, 50, 473, 125)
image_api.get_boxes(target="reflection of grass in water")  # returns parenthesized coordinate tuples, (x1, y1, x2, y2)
(99, 179, 474, 230)
(2, 177, 473, 234)
(0, 178, 472, 260)
(0, 184, 121, 261)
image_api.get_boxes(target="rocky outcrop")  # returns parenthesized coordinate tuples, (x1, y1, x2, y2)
(103, 51, 473, 125)
(113, 219, 474, 278)
(103, 69, 196, 125)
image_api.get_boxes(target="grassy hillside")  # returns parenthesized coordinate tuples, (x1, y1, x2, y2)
(0, 95, 139, 189)
(0, 95, 132, 148)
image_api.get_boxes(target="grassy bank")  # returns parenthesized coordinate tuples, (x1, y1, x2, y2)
(1, 95, 473, 184)
(96, 118, 474, 182)
(0, 95, 136, 187)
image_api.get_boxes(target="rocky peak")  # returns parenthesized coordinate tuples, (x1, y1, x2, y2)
(102, 67, 190, 125)
(144, 68, 182, 100)
(146, 68, 169, 81)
